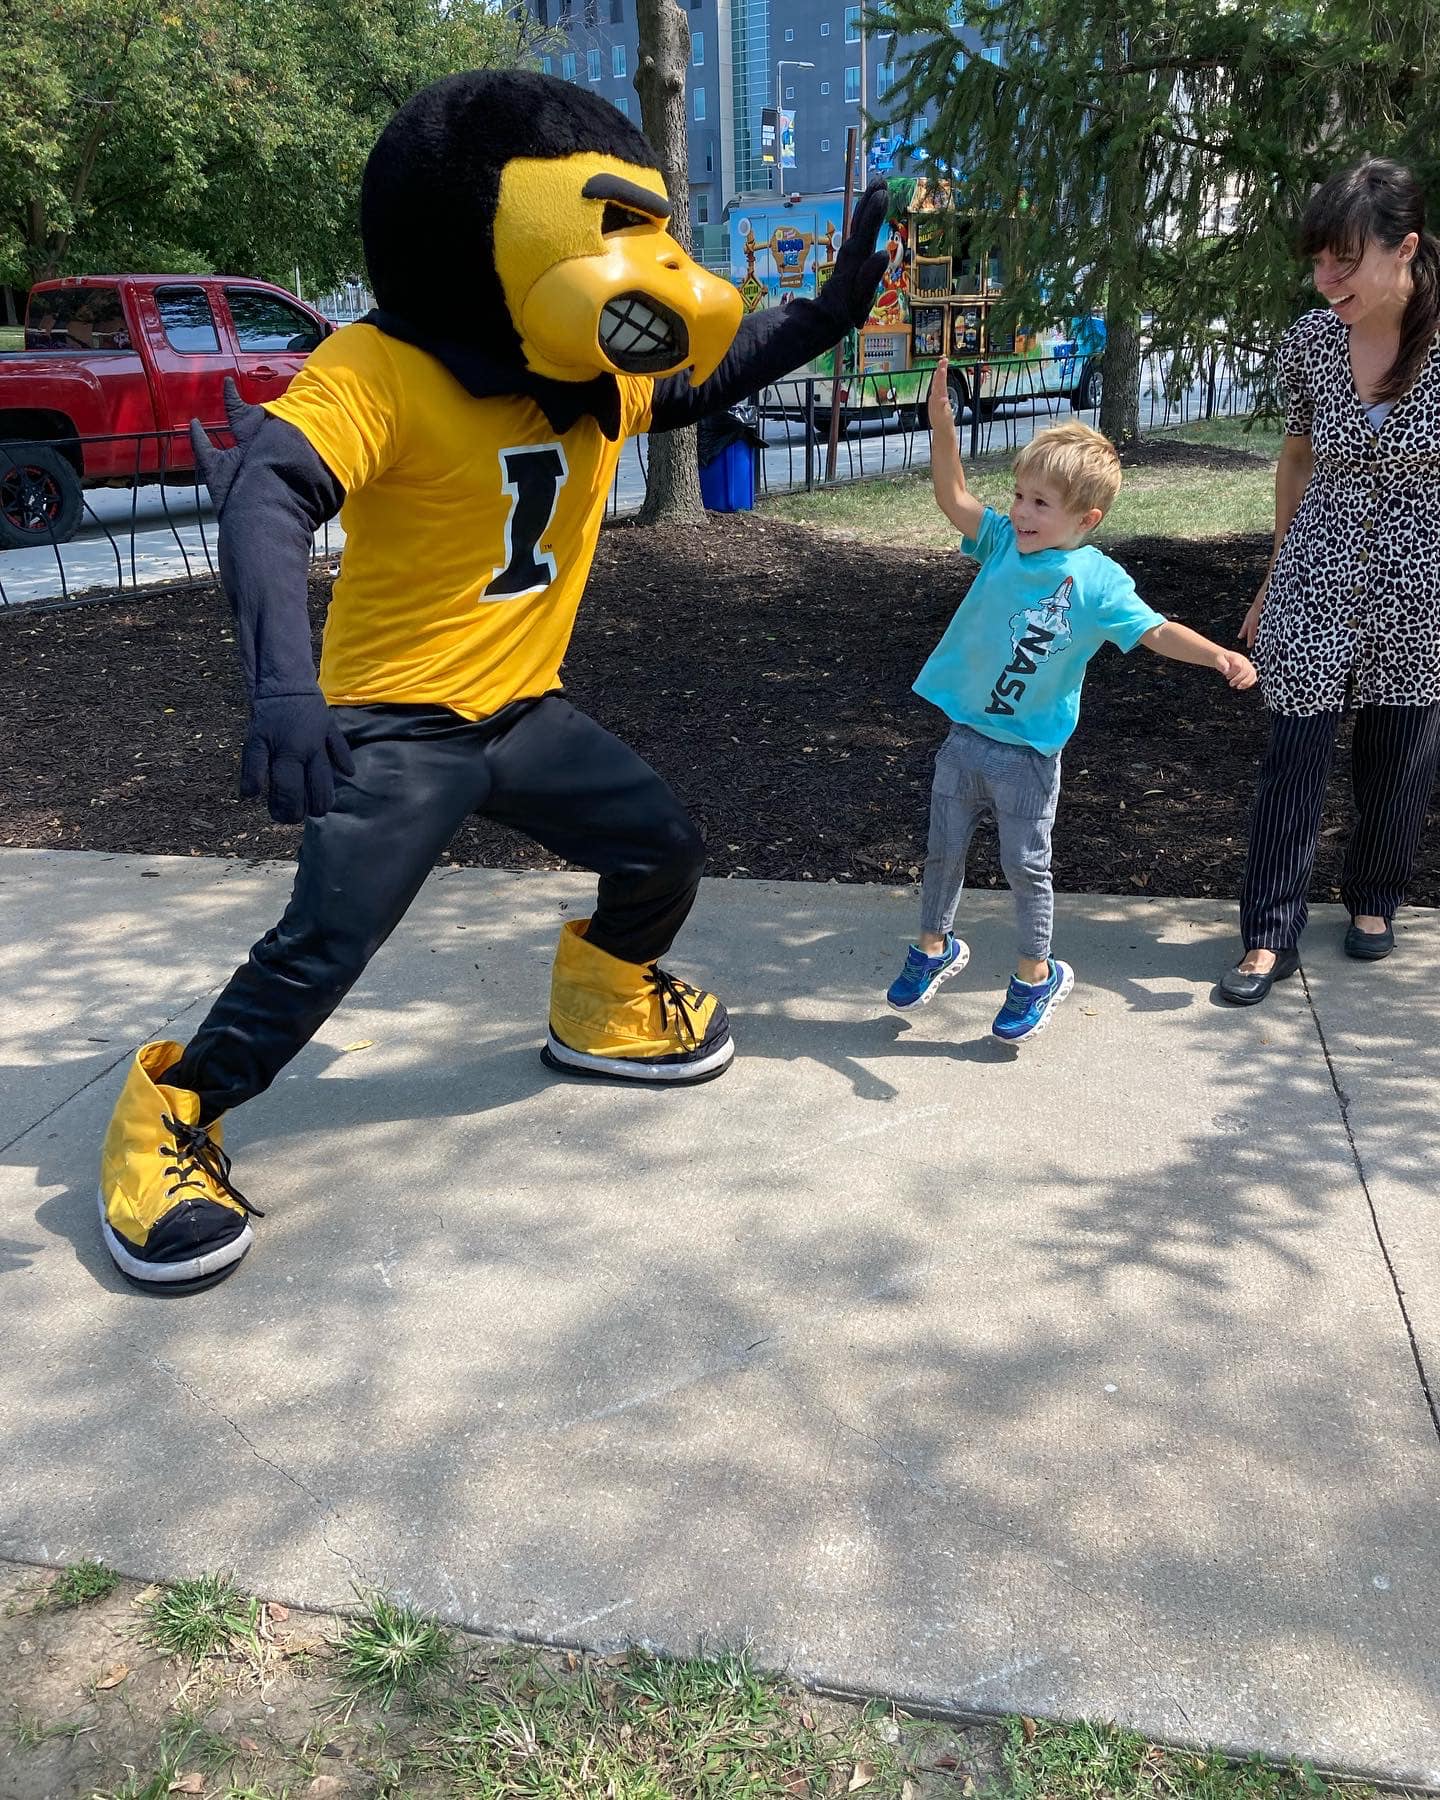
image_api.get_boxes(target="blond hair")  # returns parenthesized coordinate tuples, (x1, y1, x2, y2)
(1013, 422, 1122, 518)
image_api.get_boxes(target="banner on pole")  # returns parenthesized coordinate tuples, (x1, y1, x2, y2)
(760, 108, 778, 164)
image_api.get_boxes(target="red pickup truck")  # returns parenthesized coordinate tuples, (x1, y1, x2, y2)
(0, 274, 333, 549)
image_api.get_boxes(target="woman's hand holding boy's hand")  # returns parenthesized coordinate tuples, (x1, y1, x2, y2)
(928, 357, 955, 434)
(1216, 648, 1258, 691)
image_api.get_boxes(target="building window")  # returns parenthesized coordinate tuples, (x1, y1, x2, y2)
(692, 28, 704, 64)
(587, 47, 601, 79)
(610, 0, 622, 17)
(696, 194, 710, 223)
(844, 63, 860, 101)
(820, 79, 830, 94)
(784, 24, 793, 39)
(536, 0, 548, 23)
(612, 42, 626, 76)
(693, 85, 706, 119)
(982, 44, 1002, 63)
(875, 60, 894, 96)
(844, 5, 860, 40)
(584, 0, 596, 22)
(615, 94, 630, 115)
(819, 19, 830, 33)
(562, 50, 576, 78)
(820, 136, 831, 151)
(784, 84, 794, 99)
(541, 52, 553, 72)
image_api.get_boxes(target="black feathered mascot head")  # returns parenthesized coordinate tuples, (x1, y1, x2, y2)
(361, 70, 741, 389)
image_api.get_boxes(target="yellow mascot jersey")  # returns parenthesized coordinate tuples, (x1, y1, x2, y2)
(265, 324, 654, 718)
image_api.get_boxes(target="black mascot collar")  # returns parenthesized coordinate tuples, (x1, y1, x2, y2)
(362, 309, 625, 441)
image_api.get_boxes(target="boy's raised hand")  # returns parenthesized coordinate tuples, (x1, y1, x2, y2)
(928, 356, 955, 434)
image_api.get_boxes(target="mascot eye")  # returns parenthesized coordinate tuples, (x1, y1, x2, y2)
(602, 203, 653, 234)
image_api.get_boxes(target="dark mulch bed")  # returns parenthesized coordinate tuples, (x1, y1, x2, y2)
(4, 501, 1436, 909)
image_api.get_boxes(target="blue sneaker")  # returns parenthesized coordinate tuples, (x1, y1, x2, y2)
(886, 934, 970, 1012)
(992, 958, 1074, 1042)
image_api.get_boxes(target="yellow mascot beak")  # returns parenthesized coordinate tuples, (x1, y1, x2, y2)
(493, 152, 742, 386)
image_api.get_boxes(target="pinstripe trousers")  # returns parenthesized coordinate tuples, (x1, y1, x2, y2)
(1241, 702, 1440, 950)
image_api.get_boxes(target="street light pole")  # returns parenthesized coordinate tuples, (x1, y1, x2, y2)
(775, 58, 814, 195)
(857, 0, 867, 184)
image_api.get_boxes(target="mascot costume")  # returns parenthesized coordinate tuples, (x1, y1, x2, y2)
(96, 70, 887, 1292)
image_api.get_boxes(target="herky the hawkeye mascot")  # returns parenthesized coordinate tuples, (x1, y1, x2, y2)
(97, 70, 888, 1291)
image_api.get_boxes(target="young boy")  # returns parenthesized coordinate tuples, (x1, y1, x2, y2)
(887, 357, 1257, 1042)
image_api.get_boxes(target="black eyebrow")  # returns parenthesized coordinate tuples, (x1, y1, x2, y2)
(581, 173, 672, 220)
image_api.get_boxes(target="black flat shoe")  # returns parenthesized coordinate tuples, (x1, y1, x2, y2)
(1344, 921, 1394, 961)
(1218, 947, 1301, 1006)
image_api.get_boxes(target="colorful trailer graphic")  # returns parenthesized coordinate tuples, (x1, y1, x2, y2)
(729, 179, 1105, 419)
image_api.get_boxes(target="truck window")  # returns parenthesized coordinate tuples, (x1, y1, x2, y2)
(156, 287, 221, 354)
(225, 289, 325, 354)
(24, 285, 131, 351)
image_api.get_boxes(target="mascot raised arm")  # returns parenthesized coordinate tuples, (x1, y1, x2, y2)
(97, 70, 888, 1292)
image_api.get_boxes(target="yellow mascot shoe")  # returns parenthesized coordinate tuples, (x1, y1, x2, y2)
(543, 918, 734, 1084)
(98, 1041, 261, 1291)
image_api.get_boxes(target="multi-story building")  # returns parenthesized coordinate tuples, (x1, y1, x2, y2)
(526, 0, 972, 270)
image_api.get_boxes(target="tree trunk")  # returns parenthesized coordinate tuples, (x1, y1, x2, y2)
(1098, 313, 1142, 450)
(634, 0, 705, 525)
(1096, 23, 1146, 450)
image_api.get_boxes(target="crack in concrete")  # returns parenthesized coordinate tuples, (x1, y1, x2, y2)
(151, 1356, 370, 1586)
(1299, 972, 1440, 1446)
(1, 981, 231, 1159)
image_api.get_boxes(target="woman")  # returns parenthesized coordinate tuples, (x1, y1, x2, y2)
(1221, 158, 1440, 1004)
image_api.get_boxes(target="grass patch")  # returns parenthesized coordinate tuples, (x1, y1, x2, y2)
(423, 1646, 909, 1798)
(0, 325, 21, 351)
(1001, 1717, 1366, 1800)
(1155, 414, 1287, 459)
(334, 1591, 456, 1707)
(8, 1711, 94, 1749)
(45, 1557, 121, 1609)
(143, 1571, 260, 1663)
(762, 437, 1278, 550)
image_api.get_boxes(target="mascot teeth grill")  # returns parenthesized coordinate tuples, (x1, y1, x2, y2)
(95, 69, 889, 1293)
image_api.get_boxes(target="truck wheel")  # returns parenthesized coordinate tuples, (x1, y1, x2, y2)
(1073, 360, 1104, 414)
(918, 370, 968, 429)
(0, 443, 84, 549)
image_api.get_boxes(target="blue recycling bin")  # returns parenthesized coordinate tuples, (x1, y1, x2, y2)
(699, 438, 756, 513)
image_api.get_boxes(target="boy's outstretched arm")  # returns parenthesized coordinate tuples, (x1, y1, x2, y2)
(927, 356, 986, 541)
(1141, 620, 1257, 690)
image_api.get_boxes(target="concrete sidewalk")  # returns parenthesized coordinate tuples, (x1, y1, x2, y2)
(1, 849, 1436, 1784)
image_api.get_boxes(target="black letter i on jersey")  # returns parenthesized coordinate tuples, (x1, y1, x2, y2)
(484, 444, 570, 600)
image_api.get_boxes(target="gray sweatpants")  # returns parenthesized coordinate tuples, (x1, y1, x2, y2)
(919, 723, 1061, 962)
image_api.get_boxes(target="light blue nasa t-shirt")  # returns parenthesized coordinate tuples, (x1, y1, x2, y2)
(913, 507, 1166, 757)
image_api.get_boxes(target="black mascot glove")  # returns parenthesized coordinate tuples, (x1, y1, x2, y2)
(241, 691, 356, 826)
(817, 176, 891, 331)
(648, 176, 894, 433)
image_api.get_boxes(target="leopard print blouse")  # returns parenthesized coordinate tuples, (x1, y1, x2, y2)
(1255, 307, 1440, 714)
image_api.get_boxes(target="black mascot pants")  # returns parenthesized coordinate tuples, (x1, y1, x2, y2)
(170, 697, 706, 1120)
(1240, 701, 1440, 950)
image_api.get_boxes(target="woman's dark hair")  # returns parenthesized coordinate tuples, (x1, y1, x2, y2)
(1300, 158, 1440, 400)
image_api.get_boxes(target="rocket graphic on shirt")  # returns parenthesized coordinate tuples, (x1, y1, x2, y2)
(986, 576, 1075, 715)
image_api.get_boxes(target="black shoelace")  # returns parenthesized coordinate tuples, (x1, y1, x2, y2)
(645, 965, 708, 1048)
(161, 1115, 265, 1218)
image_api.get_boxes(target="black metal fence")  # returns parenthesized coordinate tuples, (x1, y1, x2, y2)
(0, 423, 338, 609)
(1, 343, 1266, 610)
